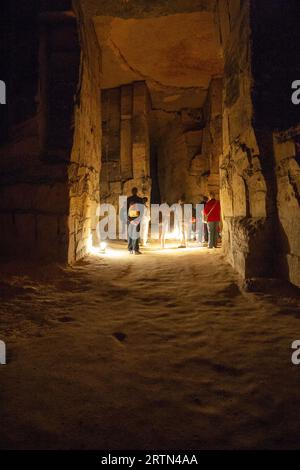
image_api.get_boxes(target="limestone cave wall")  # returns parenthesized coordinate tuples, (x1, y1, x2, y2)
(250, 0, 300, 288)
(0, 0, 101, 263)
(273, 131, 300, 287)
(217, 0, 270, 279)
(100, 81, 151, 207)
(157, 78, 222, 205)
(69, 0, 101, 261)
(0, 1, 74, 262)
(157, 112, 204, 204)
(217, 0, 300, 287)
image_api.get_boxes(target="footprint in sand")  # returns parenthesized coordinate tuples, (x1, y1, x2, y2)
(113, 332, 127, 342)
(58, 315, 76, 323)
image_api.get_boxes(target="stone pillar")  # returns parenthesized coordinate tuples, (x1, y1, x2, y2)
(273, 130, 300, 288)
(100, 89, 121, 205)
(215, 0, 300, 283)
(120, 85, 133, 180)
(207, 77, 223, 194)
(68, 2, 102, 262)
(100, 81, 151, 202)
(38, 10, 81, 262)
(216, 0, 273, 279)
(130, 81, 151, 197)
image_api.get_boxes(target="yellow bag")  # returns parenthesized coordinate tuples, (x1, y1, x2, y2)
(128, 204, 140, 218)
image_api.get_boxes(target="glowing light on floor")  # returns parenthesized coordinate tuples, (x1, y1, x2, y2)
(88, 246, 101, 255)
(165, 229, 181, 240)
(104, 248, 130, 258)
(88, 242, 129, 259)
(154, 244, 206, 254)
(87, 235, 108, 255)
(86, 237, 211, 258)
(100, 241, 107, 251)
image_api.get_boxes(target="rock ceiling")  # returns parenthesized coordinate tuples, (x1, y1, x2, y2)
(81, 0, 217, 20)
(93, 9, 223, 112)
(93, 11, 223, 111)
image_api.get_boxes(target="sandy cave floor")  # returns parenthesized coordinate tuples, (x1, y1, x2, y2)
(1, 241, 300, 450)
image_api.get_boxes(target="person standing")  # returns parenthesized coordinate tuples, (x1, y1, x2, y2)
(140, 197, 151, 247)
(204, 191, 221, 249)
(159, 200, 170, 249)
(127, 187, 144, 254)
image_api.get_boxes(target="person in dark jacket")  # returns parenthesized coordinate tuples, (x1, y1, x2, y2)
(127, 187, 144, 254)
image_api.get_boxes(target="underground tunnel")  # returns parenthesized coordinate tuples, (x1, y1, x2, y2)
(1, 0, 300, 454)
(1, 0, 299, 286)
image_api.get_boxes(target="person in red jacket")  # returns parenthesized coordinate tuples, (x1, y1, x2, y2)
(204, 191, 221, 249)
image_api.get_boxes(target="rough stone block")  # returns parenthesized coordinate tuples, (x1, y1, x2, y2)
(133, 82, 149, 115)
(274, 139, 296, 163)
(120, 118, 133, 180)
(132, 143, 148, 179)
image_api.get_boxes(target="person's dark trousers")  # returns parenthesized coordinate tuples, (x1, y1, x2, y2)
(128, 222, 140, 252)
(207, 221, 219, 248)
(204, 223, 208, 242)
